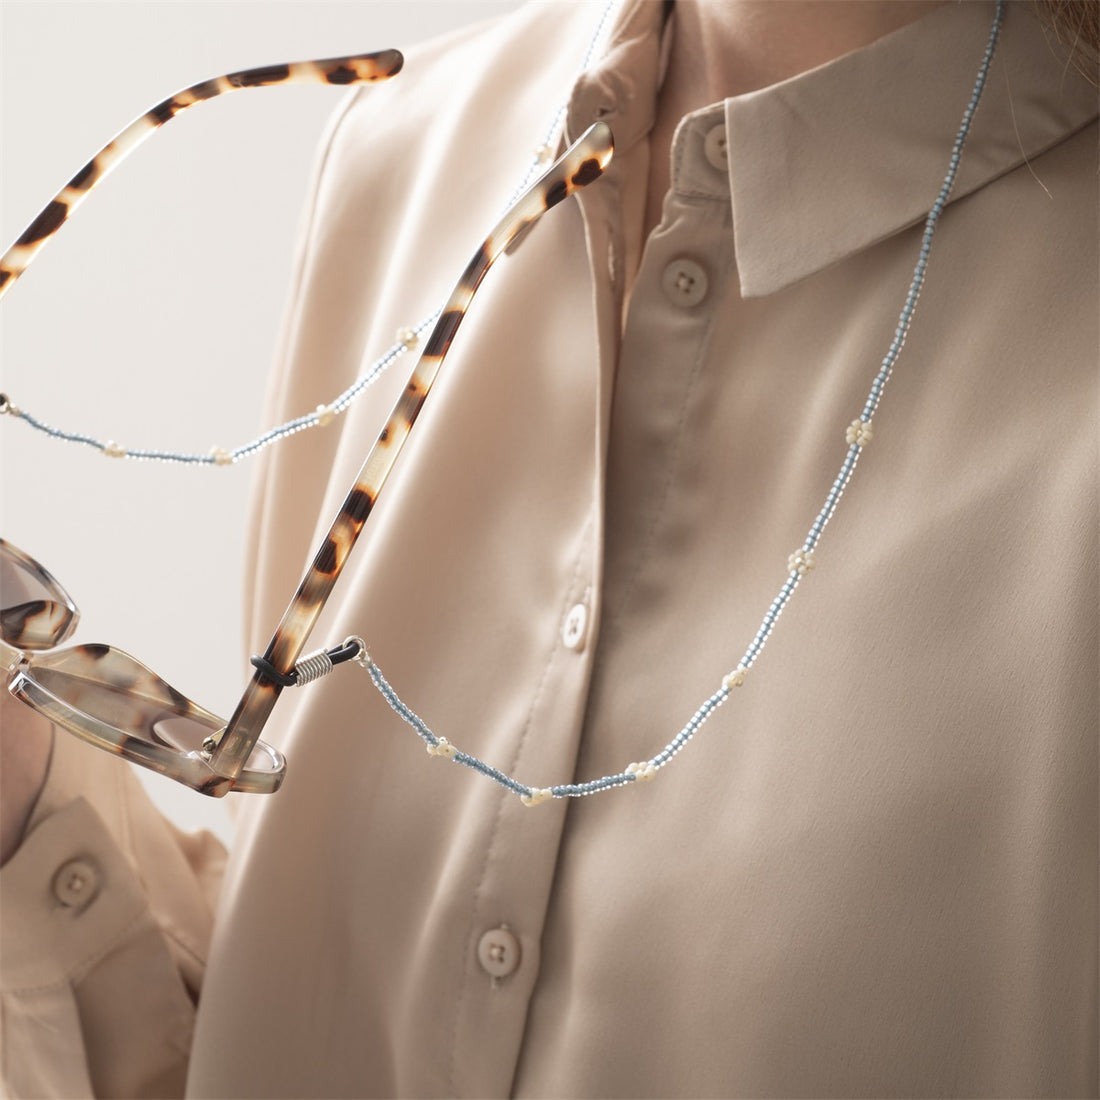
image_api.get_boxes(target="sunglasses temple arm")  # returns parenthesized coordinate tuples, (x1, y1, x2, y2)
(210, 123, 615, 782)
(0, 51, 403, 302)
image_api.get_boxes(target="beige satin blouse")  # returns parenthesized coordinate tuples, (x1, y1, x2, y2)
(3, 1, 1097, 1096)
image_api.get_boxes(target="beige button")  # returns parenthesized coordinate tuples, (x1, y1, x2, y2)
(53, 859, 99, 909)
(704, 124, 728, 170)
(477, 926, 521, 978)
(562, 602, 588, 651)
(661, 259, 709, 307)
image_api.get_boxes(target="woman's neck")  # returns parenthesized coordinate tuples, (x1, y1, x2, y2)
(667, 1, 947, 102)
(644, 0, 946, 237)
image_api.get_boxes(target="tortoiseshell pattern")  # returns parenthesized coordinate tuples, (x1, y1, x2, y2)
(0, 52, 403, 301)
(0, 538, 79, 650)
(208, 122, 615, 791)
(1, 541, 284, 795)
(1, 52, 404, 797)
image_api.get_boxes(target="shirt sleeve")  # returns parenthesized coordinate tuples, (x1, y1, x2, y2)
(0, 729, 224, 1099)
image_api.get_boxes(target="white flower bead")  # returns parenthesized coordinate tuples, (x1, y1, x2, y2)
(534, 143, 553, 164)
(520, 787, 554, 806)
(208, 445, 233, 466)
(315, 403, 336, 427)
(396, 326, 419, 350)
(103, 440, 126, 458)
(722, 667, 747, 691)
(625, 761, 658, 783)
(846, 419, 873, 446)
(788, 549, 815, 577)
(426, 737, 457, 759)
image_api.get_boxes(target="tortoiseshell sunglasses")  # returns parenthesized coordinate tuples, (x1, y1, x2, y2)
(1, 539, 285, 793)
(2, 51, 614, 795)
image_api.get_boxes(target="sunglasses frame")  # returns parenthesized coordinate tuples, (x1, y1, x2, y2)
(1, 50, 614, 796)
(0, 538, 79, 650)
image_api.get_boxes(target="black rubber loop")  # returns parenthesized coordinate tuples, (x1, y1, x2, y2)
(328, 639, 364, 667)
(249, 639, 363, 688)
(250, 654, 297, 687)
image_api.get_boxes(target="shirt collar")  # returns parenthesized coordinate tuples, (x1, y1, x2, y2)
(566, 0, 663, 156)
(568, 0, 1099, 299)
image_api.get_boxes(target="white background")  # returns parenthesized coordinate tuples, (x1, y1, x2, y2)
(0, 0, 525, 843)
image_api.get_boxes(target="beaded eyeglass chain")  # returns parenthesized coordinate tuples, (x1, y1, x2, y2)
(0, 4, 619, 466)
(341, 0, 1006, 806)
(3, 2, 1005, 806)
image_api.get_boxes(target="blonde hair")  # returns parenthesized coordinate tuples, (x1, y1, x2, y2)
(1038, 0, 1100, 85)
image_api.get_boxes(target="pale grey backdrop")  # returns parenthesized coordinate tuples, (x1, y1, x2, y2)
(0, 0, 526, 843)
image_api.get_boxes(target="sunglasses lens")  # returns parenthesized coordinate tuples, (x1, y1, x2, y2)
(0, 540, 78, 650)
(20, 644, 280, 778)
